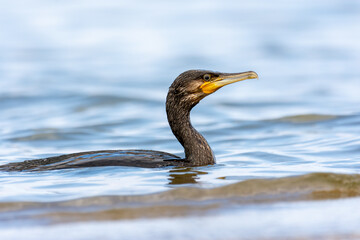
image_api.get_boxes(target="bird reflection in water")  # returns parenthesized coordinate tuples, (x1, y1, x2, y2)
(168, 168, 208, 185)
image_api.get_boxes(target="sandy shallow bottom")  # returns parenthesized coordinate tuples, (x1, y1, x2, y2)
(1, 173, 360, 239)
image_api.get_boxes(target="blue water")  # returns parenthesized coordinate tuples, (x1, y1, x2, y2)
(0, 0, 360, 239)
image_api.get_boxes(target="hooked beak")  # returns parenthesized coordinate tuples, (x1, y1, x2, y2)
(200, 71, 258, 94)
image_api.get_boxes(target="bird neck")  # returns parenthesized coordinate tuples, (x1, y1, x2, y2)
(166, 96, 215, 166)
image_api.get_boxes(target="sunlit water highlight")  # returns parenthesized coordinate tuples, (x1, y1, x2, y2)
(0, 0, 360, 239)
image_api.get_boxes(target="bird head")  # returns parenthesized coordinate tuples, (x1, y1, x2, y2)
(168, 70, 258, 108)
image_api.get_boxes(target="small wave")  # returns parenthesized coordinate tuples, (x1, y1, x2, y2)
(239, 151, 302, 163)
(271, 114, 338, 123)
(1, 172, 359, 225)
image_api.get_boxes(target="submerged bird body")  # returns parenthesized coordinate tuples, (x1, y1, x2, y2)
(0, 70, 258, 171)
(1, 150, 183, 171)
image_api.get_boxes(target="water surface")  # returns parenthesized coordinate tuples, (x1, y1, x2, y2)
(0, 0, 360, 239)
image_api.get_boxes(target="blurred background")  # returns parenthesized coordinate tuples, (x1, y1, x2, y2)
(1, 1, 359, 99)
(1, 0, 360, 239)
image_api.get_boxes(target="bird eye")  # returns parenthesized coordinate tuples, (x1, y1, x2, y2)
(203, 74, 211, 81)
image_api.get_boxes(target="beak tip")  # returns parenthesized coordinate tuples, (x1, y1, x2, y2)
(243, 71, 259, 81)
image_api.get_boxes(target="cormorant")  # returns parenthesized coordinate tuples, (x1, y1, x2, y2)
(0, 70, 258, 171)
